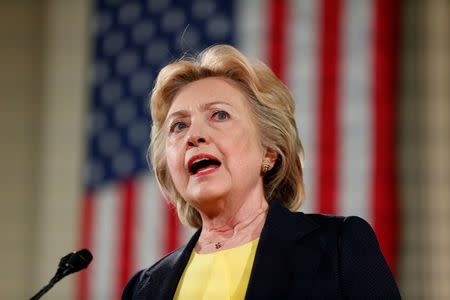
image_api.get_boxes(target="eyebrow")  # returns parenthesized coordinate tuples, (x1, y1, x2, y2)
(166, 101, 233, 121)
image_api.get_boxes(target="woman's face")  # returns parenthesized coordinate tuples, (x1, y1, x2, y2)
(165, 77, 265, 209)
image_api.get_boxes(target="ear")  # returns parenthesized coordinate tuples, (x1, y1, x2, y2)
(264, 148, 278, 169)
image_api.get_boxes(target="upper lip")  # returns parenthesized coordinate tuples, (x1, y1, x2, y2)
(187, 153, 221, 174)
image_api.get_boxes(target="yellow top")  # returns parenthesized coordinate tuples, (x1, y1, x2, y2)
(174, 238, 259, 300)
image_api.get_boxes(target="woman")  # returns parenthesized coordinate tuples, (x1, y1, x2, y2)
(122, 45, 401, 299)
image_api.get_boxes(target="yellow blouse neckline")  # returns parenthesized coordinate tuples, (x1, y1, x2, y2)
(193, 237, 260, 256)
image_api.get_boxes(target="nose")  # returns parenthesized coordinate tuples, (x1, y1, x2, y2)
(186, 120, 208, 148)
(187, 135, 206, 147)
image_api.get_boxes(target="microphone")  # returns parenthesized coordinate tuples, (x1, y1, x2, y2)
(30, 249, 93, 300)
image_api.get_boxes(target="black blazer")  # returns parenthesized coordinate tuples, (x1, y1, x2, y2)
(122, 202, 401, 299)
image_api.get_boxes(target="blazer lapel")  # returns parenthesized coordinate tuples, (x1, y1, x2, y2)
(138, 202, 322, 300)
(139, 230, 200, 300)
(245, 202, 322, 299)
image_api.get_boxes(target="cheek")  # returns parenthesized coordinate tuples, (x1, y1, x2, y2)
(238, 122, 261, 152)
(165, 144, 185, 181)
(226, 127, 262, 170)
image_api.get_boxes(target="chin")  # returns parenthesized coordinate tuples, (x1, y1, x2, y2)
(185, 183, 229, 207)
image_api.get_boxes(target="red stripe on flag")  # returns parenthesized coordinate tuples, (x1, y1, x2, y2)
(164, 200, 180, 253)
(117, 179, 136, 299)
(78, 192, 93, 300)
(317, 0, 342, 214)
(268, 0, 288, 81)
(372, 0, 401, 275)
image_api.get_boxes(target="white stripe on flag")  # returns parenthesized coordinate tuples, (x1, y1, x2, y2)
(290, 0, 320, 212)
(338, 0, 373, 221)
(134, 175, 164, 270)
(235, 0, 268, 61)
(90, 184, 120, 300)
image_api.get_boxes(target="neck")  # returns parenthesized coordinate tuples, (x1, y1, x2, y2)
(195, 191, 269, 253)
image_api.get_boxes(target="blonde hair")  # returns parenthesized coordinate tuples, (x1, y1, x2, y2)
(149, 45, 304, 228)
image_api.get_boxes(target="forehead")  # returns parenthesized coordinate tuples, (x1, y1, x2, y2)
(167, 77, 249, 114)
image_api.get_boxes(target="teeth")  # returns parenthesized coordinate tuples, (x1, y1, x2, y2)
(192, 158, 210, 164)
(189, 157, 221, 175)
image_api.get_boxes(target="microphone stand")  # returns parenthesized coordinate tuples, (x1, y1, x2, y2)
(30, 252, 72, 300)
(29, 249, 92, 300)
(29, 273, 64, 300)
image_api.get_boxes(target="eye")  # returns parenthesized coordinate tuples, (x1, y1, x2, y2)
(170, 121, 188, 133)
(212, 110, 230, 121)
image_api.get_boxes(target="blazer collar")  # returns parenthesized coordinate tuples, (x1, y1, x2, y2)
(149, 229, 200, 299)
(260, 201, 320, 241)
(147, 201, 321, 300)
(245, 201, 321, 299)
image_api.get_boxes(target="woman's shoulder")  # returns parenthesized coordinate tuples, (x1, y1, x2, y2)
(269, 201, 375, 244)
(302, 211, 367, 225)
(289, 211, 400, 298)
(121, 246, 185, 299)
(286, 209, 379, 250)
(297, 210, 374, 234)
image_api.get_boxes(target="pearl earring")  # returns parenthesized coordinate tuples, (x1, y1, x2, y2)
(262, 159, 271, 173)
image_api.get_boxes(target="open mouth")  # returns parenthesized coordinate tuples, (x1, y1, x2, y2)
(188, 155, 222, 175)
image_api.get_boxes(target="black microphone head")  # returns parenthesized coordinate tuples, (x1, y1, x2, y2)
(57, 248, 93, 278)
(68, 249, 93, 272)
(31, 249, 93, 299)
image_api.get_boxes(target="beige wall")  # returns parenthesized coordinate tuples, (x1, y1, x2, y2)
(0, 0, 89, 299)
(0, 1, 43, 299)
(34, 0, 90, 299)
(398, 0, 425, 298)
(399, 0, 450, 299)
(422, 0, 450, 298)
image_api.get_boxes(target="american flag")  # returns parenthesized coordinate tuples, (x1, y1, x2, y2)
(79, 0, 400, 299)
